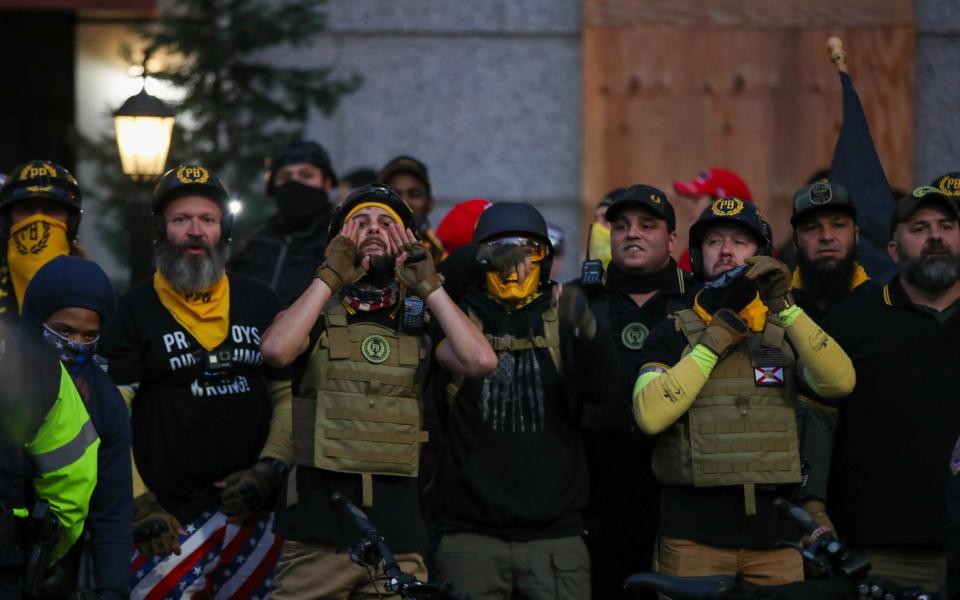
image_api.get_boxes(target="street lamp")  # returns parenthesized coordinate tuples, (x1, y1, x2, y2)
(113, 87, 175, 181)
(113, 74, 175, 285)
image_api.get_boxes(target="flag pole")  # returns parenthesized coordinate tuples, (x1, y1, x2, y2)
(827, 37, 848, 74)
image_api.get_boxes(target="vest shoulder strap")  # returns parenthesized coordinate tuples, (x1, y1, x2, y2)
(760, 313, 786, 349)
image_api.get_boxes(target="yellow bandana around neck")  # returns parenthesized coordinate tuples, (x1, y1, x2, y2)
(7, 215, 70, 313)
(693, 290, 769, 332)
(791, 263, 870, 290)
(153, 271, 230, 351)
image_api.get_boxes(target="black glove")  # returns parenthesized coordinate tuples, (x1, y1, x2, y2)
(217, 459, 285, 522)
(712, 273, 759, 313)
(132, 492, 184, 558)
(477, 244, 529, 278)
(558, 285, 597, 340)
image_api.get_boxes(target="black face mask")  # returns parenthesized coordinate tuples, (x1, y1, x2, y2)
(272, 181, 330, 231)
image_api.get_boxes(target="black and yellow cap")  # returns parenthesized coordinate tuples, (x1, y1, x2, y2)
(892, 186, 960, 234)
(931, 172, 960, 198)
(0, 160, 81, 212)
(604, 184, 676, 231)
(152, 165, 230, 216)
(329, 184, 415, 237)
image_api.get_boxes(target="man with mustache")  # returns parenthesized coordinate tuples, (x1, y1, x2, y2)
(632, 197, 855, 584)
(230, 141, 338, 303)
(785, 181, 879, 534)
(260, 184, 496, 599)
(572, 185, 696, 600)
(101, 165, 294, 597)
(823, 187, 960, 595)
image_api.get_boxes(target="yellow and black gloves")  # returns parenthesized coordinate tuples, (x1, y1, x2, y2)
(132, 492, 184, 558)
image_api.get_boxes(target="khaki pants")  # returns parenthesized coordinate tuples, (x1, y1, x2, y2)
(657, 536, 803, 587)
(271, 539, 427, 600)
(434, 532, 590, 600)
(857, 548, 946, 595)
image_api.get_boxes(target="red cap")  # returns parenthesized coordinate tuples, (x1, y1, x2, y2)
(436, 198, 492, 254)
(673, 168, 753, 202)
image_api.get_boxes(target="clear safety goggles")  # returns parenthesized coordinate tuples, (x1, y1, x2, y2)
(482, 236, 547, 260)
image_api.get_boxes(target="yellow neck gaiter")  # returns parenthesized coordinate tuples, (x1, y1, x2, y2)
(153, 271, 230, 351)
(693, 290, 769, 332)
(7, 215, 71, 313)
(588, 222, 612, 270)
(791, 262, 871, 290)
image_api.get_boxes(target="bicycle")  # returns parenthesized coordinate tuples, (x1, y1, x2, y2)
(622, 498, 934, 600)
(331, 492, 468, 600)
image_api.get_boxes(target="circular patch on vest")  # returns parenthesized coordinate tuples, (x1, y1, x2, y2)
(621, 322, 649, 350)
(361, 334, 391, 364)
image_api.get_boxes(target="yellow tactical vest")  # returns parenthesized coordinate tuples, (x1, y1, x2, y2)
(292, 303, 428, 505)
(650, 309, 801, 514)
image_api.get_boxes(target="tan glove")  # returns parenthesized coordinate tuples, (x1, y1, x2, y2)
(697, 308, 750, 359)
(477, 244, 529, 278)
(216, 459, 284, 522)
(744, 256, 794, 312)
(132, 492, 184, 558)
(395, 241, 445, 298)
(316, 234, 367, 294)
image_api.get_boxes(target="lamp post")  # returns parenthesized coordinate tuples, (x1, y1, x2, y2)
(113, 81, 175, 285)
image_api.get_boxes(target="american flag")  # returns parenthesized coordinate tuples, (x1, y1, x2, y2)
(130, 510, 281, 600)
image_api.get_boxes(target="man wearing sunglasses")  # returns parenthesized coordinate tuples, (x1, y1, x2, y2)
(572, 184, 697, 600)
(430, 202, 617, 600)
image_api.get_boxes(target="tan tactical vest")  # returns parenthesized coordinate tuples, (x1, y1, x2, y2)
(651, 309, 801, 514)
(292, 303, 427, 505)
(444, 305, 562, 405)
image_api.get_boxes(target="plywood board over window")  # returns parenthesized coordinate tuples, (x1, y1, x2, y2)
(582, 0, 914, 257)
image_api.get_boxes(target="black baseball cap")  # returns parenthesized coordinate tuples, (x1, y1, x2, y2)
(931, 172, 960, 198)
(378, 155, 431, 195)
(790, 181, 857, 226)
(891, 186, 960, 235)
(604, 184, 676, 232)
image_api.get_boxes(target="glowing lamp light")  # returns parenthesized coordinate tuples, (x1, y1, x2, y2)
(228, 199, 243, 215)
(113, 89, 175, 182)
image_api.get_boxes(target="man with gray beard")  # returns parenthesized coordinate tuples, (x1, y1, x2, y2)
(101, 165, 293, 597)
(821, 186, 960, 595)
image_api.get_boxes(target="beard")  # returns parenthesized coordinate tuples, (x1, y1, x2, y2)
(355, 252, 396, 289)
(898, 240, 960, 294)
(155, 236, 227, 295)
(797, 246, 858, 311)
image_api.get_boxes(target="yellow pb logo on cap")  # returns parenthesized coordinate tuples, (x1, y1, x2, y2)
(19, 162, 57, 182)
(711, 197, 744, 216)
(938, 176, 960, 197)
(176, 166, 210, 184)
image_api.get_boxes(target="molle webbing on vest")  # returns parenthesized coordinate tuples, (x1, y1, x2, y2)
(445, 305, 561, 406)
(652, 309, 801, 515)
(292, 303, 427, 506)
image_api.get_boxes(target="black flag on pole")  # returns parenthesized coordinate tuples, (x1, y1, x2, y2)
(829, 71, 897, 282)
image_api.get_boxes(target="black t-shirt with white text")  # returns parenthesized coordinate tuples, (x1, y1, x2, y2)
(101, 273, 288, 522)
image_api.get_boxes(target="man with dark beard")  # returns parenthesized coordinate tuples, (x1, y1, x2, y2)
(101, 165, 294, 598)
(230, 141, 338, 303)
(786, 181, 878, 532)
(823, 186, 960, 595)
(259, 184, 496, 599)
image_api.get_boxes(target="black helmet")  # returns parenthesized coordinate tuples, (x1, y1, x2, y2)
(688, 197, 773, 280)
(328, 184, 415, 238)
(152, 165, 232, 242)
(473, 202, 553, 288)
(0, 160, 82, 240)
(265, 140, 337, 193)
(472, 202, 552, 250)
